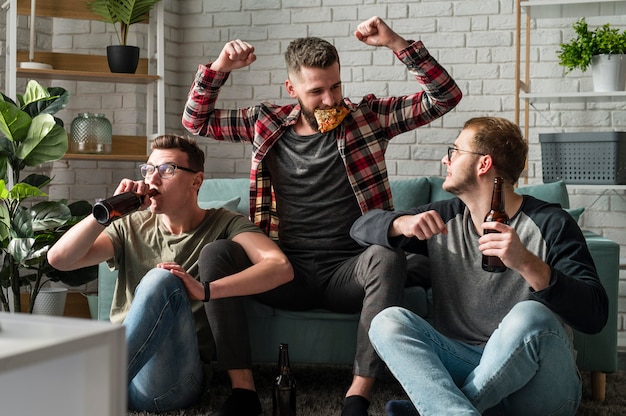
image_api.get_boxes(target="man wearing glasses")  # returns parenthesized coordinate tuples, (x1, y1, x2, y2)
(351, 117, 607, 416)
(47, 134, 293, 413)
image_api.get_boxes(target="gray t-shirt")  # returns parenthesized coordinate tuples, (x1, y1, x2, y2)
(264, 128, 362, 251)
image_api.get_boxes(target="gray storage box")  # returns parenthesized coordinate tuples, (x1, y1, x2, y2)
(539, 132, 626, 185)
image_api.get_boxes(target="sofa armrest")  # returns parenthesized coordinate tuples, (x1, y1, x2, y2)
(572, 231, 620, 373)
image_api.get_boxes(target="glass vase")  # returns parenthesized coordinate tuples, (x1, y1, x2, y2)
(70, 112, 112, 154)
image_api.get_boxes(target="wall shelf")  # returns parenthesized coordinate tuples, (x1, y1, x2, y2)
(520, 91, 626, 100)
(515, 0, 626, 132)
(521, 0, 626, 19)
(16, 51, 158, 84)
(4, 0, 165, 161)
(64, 135, 147, 161)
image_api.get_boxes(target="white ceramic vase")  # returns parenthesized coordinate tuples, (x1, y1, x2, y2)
(591, 54, 626, 92)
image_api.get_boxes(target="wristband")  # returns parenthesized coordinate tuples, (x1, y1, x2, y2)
(203, 281, 211, 302)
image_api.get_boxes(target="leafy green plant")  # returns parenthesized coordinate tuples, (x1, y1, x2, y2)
(0, 80, 98, 313)
(86, 0, 163, 46)
(558, 18, 626, 73)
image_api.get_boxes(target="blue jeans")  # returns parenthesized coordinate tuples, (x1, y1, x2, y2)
(124, 268, 205, 412)
(369, 301, 582, 416)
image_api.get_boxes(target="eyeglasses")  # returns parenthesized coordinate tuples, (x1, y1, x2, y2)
(139, 163, 199, 179)
(447, 146, 486, 162)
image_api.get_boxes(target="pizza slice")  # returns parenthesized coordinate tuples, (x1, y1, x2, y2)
(314, 105, 350, 133)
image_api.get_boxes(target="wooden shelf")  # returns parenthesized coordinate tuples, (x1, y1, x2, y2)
(64, 135, 148, 161)
(17, 0, 148, 22)
(17, 51, 157, 84)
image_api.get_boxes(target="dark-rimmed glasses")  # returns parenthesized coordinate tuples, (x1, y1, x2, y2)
(447, 146, 486, 162)
(139, 163, 199, 179)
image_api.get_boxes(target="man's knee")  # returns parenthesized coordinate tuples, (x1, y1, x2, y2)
(134, 268, 185, 303)
(362, 244, 407, 273)
(199, 239, 252, 282)
(370, 307, 409, 339)
(137, 268, 181, 293)
(501, 301, 563, 337)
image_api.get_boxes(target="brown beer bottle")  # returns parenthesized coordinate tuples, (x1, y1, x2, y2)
(272, 343, 296, 416)
(482, 176, 509, 273)
(92, 189, 158, 226)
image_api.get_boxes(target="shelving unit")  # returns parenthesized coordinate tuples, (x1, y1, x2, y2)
(514, 0, 626, 183)
(3, 0, 165, 161)
(515, 0, 626, 123)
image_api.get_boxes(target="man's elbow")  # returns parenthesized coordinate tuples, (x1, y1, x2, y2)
(278, 257, 294, 284)
(46, 248, 67, 271)
(46, 249, 72, 271)
(181, 118, 201, 135)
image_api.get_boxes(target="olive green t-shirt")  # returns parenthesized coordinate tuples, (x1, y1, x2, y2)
(104, 208, 263, 361)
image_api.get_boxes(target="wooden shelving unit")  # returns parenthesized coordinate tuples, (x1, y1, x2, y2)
(4, 0, 165, 161)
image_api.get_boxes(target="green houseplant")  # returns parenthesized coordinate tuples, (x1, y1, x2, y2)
(558, 18, 626, 72)
(557, 18, 626, 91)
(86, 0, 163, 73)
(0, 80, 98, 313)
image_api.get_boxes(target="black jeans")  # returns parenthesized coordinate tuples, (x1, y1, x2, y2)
(200, 240, 407, 377)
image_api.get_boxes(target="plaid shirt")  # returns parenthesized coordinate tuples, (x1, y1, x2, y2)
(183, 41, 462, 239)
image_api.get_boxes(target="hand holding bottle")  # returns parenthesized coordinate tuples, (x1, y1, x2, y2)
(481, 177, 509, 273)
(93, 179, 159, 226)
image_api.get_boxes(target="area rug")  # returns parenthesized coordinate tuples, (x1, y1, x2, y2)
(128, 364, 626, 416)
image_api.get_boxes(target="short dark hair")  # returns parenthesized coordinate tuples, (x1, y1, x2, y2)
(150, 134, 205, 173)
(284, 37, 340, 78)
(464, 117, 528, 184)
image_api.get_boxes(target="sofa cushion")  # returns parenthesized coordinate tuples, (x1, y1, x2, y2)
(198, 178, 249, 215)
(427, 176, 455, 202)
(564, 207, 585, 223)
(515, 180, 570, 209)
(198, 196, 241, 212)
(390, 177, 431, 210)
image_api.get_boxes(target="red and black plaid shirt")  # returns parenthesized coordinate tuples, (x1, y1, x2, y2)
(182, 41, 462, 240)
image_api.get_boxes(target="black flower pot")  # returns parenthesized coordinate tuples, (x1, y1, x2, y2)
(106, 45, 140, 74)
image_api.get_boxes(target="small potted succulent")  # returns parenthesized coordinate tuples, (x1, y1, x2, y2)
(86, 0, 163, 73)
(557, 18, 626, 91)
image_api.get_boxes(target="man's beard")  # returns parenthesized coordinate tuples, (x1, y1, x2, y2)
(298, 99, 319, 132)
(443, 169, 479, 196)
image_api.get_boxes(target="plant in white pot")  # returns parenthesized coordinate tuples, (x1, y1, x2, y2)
(86, 0, 163, 74)
(557, 18, 626, 92)
(0, 80, 98, 314)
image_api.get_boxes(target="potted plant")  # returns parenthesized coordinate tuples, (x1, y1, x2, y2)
(557, 18, 626, 92)
(86, 0, 163, 73)
(0, 80, 98, 313)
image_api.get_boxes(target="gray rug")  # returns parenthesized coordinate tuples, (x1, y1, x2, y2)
(128, 364, 626, 416)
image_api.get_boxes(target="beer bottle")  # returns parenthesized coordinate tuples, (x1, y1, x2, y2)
(272, 343, 296, 416)
(92, 189, 158, 226)
(482, 176, 509, 273)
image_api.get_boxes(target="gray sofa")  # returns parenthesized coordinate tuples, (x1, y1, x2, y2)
(97, 176, 619, 401)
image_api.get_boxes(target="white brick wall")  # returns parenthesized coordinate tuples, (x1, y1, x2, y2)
(1, 0, 625, 343)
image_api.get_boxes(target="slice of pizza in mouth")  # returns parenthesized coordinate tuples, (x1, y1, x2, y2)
(314, 105, 350, 133)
